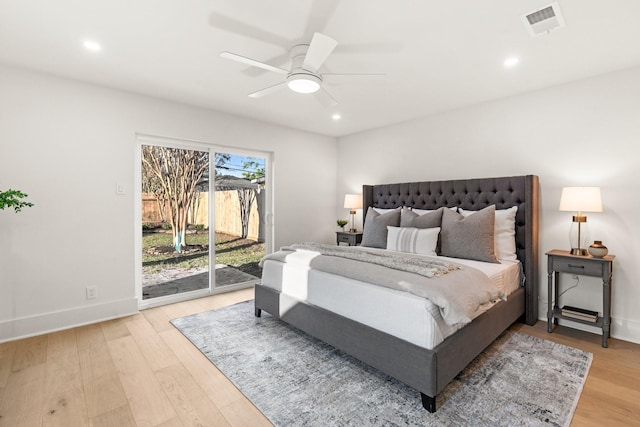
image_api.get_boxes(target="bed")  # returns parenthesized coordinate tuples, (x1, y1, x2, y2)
(254, 175, 539, 412)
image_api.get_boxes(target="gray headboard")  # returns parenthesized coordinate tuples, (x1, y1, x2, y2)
(363, 175, 539, 325)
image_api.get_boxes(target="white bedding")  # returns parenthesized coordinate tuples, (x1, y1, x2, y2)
(260, 249, 521, 350)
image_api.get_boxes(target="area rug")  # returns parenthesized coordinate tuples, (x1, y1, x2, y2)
(171, 301, 592, 426)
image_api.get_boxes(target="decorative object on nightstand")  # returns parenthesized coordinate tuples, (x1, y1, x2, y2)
(343, 194, 363, 232)
(588, 240, 608, 258)
(336, 219, 348, 231)
(546, 249, 615, 348)
(558, 187, 602, 256)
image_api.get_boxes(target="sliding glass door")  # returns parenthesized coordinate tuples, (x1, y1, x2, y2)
(136, 136, 271, 308)
(213, 152, 266, 289)
(139, 142, 211, 303)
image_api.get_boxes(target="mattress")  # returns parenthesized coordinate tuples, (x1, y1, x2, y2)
(259, 249, 521, 350)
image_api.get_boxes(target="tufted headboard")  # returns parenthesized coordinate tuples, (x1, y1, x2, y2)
(363, 175, 539, 325)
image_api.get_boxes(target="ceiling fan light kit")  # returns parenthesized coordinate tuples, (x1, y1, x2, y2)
(287, 73, 321, 93)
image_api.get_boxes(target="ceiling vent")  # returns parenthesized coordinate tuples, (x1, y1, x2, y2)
(522, 2, 565, 37)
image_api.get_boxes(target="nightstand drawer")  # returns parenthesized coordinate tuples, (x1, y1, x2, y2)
(336, 231, 363, 246)
(337, 234, 353, 243)
(551, 258, 602, 276)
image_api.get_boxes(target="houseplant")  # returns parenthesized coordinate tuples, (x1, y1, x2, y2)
(336, 219, 348, 230)
(0, 189, 34, 212)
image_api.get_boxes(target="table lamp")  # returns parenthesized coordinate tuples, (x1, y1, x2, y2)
(343, 194, 363, 232)
(559, 187, 602, 256)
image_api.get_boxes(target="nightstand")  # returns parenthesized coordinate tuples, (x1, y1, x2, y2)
(336, 231, 363, 246)
(546, 249, 615, 347)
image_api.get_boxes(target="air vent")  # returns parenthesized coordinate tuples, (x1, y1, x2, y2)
(522, 2, 565, 37)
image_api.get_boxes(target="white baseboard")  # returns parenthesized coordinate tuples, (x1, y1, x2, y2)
(605, 316, 640, 344)
(0, 297, 138, 343)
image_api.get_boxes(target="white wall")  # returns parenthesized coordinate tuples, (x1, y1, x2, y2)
(338, 66, 640, 344)
(0, 65, 337, 342)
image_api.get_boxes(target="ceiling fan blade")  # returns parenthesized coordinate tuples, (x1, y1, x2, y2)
(314, 87, 338, 108)
(209, 13, 291, 48)
(303, 0, 340, 38)
(334, 41, 404, 54)
(248, 81, 288, 98)
(220, 52, 289, 75)
(243, 52, 290, 77)
(322, 73, 386, 77)
(302, 32, 337, 73)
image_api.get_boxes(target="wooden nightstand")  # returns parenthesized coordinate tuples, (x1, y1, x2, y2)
(546, 249, 615, 347)
(336, 231, 363, 246)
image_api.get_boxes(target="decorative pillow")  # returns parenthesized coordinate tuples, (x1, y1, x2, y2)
(412, 206, 457, 215)
(459, 206, 518, 261)
(386, 226, 440, 256)
(440, 205, 499, 263)
(360, 207, 401, 249)
(373, 207, 398, 214)
(401, 207, 444, 228)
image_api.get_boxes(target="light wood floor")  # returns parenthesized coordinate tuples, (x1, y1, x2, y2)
(1, 288, 638, 426)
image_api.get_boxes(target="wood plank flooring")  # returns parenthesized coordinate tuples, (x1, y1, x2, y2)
(0, 288, 638, 426)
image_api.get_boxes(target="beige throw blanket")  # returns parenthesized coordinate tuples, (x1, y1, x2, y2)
(261, 243, 505, 326)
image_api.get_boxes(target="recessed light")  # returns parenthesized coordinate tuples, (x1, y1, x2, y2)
(504, 57, 519, 67)
(332, 113, 341, 121)
(83, 40, 102, 52)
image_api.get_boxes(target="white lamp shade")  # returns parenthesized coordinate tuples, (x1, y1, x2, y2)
(559, 187, 602, 213)
(343, 194, 363, 209)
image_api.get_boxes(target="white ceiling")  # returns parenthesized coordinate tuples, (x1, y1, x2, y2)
(1, 0, 640, 137)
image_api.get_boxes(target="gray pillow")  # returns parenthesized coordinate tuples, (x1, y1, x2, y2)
(401, 207, 445, 253)
(361, 207, 401, 248)
(400, 207, 444, 228)
(440, 205, 499, 263)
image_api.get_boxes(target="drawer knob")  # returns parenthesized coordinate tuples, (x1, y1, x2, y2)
(568, 264, 585, 269)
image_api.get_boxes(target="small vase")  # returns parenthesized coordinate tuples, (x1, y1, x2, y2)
(588, 241, 608, 258)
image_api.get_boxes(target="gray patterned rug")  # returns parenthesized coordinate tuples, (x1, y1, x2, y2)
(171, 301, 592, 426)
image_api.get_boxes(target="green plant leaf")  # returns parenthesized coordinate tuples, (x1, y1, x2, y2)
(0, 189, 34, 213)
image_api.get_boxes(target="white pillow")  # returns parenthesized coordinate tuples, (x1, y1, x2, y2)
(412, 207, 457, 215)
(459, 206, 518, 261)
(386, 226, 440, 256)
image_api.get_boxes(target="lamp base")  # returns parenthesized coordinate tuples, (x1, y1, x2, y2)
(349, 228, 357, 233)
(570, 248, 588, 256)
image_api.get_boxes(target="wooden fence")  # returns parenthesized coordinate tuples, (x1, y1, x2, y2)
(142, 191, 263, 241)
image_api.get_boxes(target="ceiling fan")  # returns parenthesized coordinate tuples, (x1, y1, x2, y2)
(220, 32, 382, 107)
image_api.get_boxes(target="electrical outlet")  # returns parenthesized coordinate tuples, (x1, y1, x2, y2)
(86, 285, 98, 300)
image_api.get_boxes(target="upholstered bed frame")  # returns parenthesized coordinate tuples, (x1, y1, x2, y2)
(255, 175, 539, 412)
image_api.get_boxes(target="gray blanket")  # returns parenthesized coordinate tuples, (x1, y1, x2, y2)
(261, 243, 505, 326)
